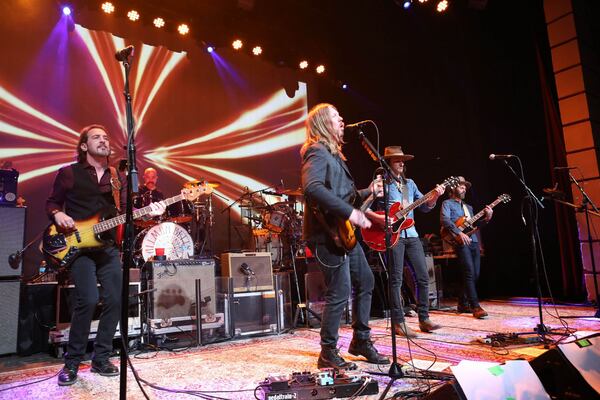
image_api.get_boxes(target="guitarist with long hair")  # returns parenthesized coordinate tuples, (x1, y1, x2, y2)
(440, 176, 492, 319)
(365, 146, 444, 338)
(46, 124, 166, 386)
(301, 103, 389, 369)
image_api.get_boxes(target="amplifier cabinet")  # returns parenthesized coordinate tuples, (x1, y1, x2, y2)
(221, 252, 273, 292)
(144, 258, 216, 322)
(0, 206, 26, 277)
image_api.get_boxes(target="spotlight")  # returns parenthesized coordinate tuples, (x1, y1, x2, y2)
(403, 0, 412, 9)
(62, 6, 72, 16)
(101, 2, 114, 14)
(316, 65, 325, 74)
(153, 17, 165, 28)
(127, 10, 139, 21)
(177, 23, 189, 35)
(341, 83, 349, 90)
(299, 60, 309, 69)
(252, 46, 262, 56)
(437, 0, 448, 12)
(207, 46, 215, 53)
(232, 39, 243, 50)
(418, 0, 428, 3)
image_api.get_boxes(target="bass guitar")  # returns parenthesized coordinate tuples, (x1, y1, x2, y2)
(361, 176, 459, 252)
(42, 187, 204, 268)
(440, 193, 511, 245)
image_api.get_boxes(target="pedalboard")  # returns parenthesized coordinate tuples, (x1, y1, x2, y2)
(259, 369, 378, 400)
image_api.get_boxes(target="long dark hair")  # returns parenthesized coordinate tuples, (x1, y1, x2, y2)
(77, 124, 108, 163)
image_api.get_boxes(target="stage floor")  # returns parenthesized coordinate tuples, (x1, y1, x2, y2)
(0, 298, 598, 399)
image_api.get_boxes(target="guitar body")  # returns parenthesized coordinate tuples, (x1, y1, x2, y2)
(336, 219, 357, 251)
(43, 211, 116, 268)
(360, 208, 407, 252)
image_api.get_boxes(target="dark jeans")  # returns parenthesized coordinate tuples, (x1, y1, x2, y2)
(390, 237, 430, 322)
(64, 247, 122, 367)
(310, 240, 374, 348)
(455, 242, 481, 308)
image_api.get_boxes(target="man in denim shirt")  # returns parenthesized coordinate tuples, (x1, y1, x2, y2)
(366, 146, 444, 338)
(440, 176, 492, 319)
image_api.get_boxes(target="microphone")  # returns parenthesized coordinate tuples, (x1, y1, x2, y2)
(489, 154, 515, 160)
(344, 121, 370, 133)
(239, 262, 255, 276)
(8, 250, 23, 269)
(554, 166, 576, 170)
(115, 45, 134, 62)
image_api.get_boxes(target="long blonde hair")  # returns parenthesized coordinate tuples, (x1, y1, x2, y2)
(300, 103, 346, 160)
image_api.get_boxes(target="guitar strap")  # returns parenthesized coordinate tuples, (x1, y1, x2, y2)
(109, 166, 121, 212)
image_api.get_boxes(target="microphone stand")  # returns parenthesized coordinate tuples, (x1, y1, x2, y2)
(356, 129, 431, 398)
(118, 51, 137, 400)
(500, 158, 550, 345)
(565, 172, 600, 318)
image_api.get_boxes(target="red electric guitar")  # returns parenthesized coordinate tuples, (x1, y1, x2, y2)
(361, 176, 459, 252)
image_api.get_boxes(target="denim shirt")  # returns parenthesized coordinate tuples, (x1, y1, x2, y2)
(374, 178, 434, 238)
(440, 198, 479, 243)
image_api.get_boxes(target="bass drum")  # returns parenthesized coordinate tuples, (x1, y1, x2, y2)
(139, 222, 195, 262)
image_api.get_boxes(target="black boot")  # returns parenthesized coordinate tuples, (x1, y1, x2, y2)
(317, 346, 357, 370)
(91, 360, 119, 376)
(58, 364, 79, 386)
(348, 339, 390, 365)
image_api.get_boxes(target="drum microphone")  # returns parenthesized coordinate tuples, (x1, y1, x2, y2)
(489, 154, 515, 160)
(240, 262, 255, 276)
(115, 45, 134, 62)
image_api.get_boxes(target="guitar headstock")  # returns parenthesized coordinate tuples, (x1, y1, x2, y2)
(182, 184, 212, 202)
(442, 176, 461, 190)
(498, 193, 511, 203)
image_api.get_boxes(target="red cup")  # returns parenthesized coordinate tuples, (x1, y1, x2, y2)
(155, 248, 165, 256)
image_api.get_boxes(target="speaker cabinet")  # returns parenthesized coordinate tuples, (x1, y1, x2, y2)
(221, 252, 273, 292)
(530, 334, 600, 399)
(18, 282, 56, 356)
(0, 207, 26, 277)
(145, 258, 216, 321)
(0, 280, 20, 355)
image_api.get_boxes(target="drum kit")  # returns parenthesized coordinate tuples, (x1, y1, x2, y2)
(132, 179, 221, 267)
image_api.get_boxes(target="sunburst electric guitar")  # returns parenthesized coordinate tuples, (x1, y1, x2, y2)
(361, 176, 460, 252)
(42, 187, 204, 268)
(440, 193, 511, 246)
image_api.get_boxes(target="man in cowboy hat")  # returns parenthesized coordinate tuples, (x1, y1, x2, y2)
(366, 146, 444, 338)
(440, 176, 492, 319)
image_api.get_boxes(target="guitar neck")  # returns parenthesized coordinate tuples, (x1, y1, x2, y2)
(360, 192, 376, 213)
(462, 197, 504, 230)
(398, 184, 444, 216)
(94, 193, 184, 233)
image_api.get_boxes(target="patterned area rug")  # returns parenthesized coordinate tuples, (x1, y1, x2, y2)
(0, 299, 598, 399)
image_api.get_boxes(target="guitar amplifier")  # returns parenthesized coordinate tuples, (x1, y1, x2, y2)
(221, 252, 273, 292)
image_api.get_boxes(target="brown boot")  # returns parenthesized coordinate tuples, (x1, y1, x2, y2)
(419, 319, 441, 332)
(472, 306, 488, 319)
(394, 323, 418, 338)
(317, 346, 357, 370)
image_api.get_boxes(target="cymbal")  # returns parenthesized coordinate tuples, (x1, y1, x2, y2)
(184, 179, 221, 188)
(207, 181, 221, 188)
(282, 188, 303, 196)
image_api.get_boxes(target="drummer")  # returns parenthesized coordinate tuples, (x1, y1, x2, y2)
(138, 167, 164, 203)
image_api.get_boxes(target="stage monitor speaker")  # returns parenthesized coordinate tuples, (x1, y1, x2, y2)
(530, 334, 600, 399)
(421, 379, 466, 400)
(0, 206, 26, 277)
(221, 252, 273, 292)
(145, 258, 216, 321)
(0, 280, 21, 355)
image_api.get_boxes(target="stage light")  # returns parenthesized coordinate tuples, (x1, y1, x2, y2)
(232, 39, 243, 50)
(316, 65, 325, 74)
(252, 46, 262, 56)
(403, 0, 412, 9)
(101, 2, 114, 14)
(153, 17, 165, 28)
(177, 24, 189, 35)
(127, 10, 140, 21)
(437, 0, 448, 12)
(207, 46, 214, 53)
(299, 60, 308, 70)
(418, 0, 428, 3)
(62, 6, 72, 16)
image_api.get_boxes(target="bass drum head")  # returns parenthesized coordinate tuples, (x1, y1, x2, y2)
(141, 222, 194, 261)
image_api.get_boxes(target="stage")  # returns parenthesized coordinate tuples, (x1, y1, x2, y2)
(1, 299, 598, 399)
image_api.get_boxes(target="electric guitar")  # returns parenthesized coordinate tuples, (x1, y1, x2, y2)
(361, 176, 460, 252)
(440, 193, 511, 246)
(42, 187, 204, 268)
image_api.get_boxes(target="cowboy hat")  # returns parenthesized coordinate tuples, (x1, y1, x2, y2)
(383, 146, 414, 161)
